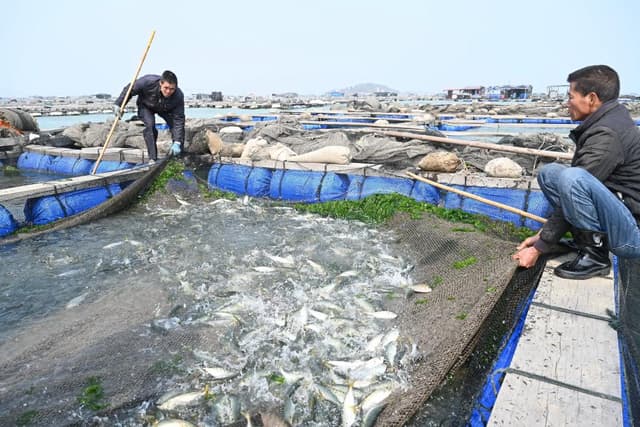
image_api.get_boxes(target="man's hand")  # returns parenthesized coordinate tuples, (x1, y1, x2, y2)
(512, 232, 542, 268)
(113, 105, 122, 119)
(170, 141, 181, 156)
(512, 246, 542, 268)
(517, 233, 540, 251)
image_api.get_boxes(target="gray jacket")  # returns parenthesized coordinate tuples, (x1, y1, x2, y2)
(537, 100, 640, 250)
(115, 74, 185, 143)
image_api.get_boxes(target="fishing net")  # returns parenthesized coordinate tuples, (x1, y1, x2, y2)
(617, 258, 640, 425)
(372, 213, 541, 426)
(0, 196, 541, 427)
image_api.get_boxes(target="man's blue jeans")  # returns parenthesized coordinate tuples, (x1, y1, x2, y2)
(538, 163, 640, 258)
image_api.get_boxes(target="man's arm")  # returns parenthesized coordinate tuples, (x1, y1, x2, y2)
(169, 92, 186, 144)
(114, 75, 151, 108)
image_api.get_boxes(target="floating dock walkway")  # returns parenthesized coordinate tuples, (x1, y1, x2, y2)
(488, 254, 623, 426)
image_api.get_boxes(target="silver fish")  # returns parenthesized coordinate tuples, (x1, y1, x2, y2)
(314, 382, 341, 406)
(365, 311, 397, 320)
(342, 385, 357, 427)
(306, 259, 326, 275)
(157, 390, 204, 411)
(157, 419, 196, 427)
(65, 292, 88, 309)
(102, 241, 124, 249)
(265, 253, 296, 268)
(203, 366, 239, 381)
(410, 283, 433, 293)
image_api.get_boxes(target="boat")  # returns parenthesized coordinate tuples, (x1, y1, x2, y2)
(0, 155, 168, 244)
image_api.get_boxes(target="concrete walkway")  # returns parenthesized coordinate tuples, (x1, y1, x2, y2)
(488, 254, 623, 426)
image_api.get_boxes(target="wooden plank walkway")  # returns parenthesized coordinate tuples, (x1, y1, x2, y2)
(488, 254, 623, 426)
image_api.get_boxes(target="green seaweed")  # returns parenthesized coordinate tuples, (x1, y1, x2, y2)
(77, 377, 108, 411)
(293, 193, 537, 241)
(16, 410, 38, 426)
(452, 256, 478, 269)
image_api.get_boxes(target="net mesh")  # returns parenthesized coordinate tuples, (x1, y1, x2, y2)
(618, 258, 640, 425)
(373, 213, 537, 426)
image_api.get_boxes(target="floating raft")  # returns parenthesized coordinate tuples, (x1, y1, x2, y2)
(207, 158, 551, 231)
(0, 145, 153, 236)
(470, 254, 625, 426)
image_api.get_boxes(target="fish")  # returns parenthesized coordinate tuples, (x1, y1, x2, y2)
(361, 388, 393, 414)
(308, 308, 329, 321)
(56, 268, 85, 277)
(361, 403, 386, 427)
(102, 241, 124, 249)
(353, 298, 376, 313)
(265, 253, 296, 268)
(306, 259, 326, 275)
(365, 311, 398, 320)
(174, 195, 192, 206)
(157, 390, 205, 411)
(337, 270, 358, 278)
(243, 412, 253, 427)
(410, 283, 433, 293)
(385, 341, 398, 366)
(327, 357, 387, 381)
(381, 329, 400, 347)
(65, 292, 88, 309)
(365, 334, 384, 353)
(156, 419, 197, 427)
(203, 366, 239, 381)
(313, 382, 341, 406)
(342, 385, 357, 427)
(280, 369, 306, 385)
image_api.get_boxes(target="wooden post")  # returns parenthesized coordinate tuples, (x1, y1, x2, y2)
(91, 30, 156, 175)
(406, 171, 547, 224)
(384, 130, 573, 161)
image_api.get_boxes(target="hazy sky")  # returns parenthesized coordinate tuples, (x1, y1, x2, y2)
(3, 0, 639, 97)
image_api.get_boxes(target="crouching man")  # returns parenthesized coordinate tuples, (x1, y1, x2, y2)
(513, 65, 640, 279)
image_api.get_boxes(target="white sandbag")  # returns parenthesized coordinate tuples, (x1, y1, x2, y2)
(484, 157, 523, 178)
(418, 151, 460, 172)
(267, 143, 297, 161)
(287, 146, 352, 164)
(240, 137, 269, 159)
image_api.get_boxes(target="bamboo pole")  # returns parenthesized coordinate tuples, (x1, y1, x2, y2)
(91, 30, 156, 175)
(385, 130, 573, 161)
(406, 171, 547, 224)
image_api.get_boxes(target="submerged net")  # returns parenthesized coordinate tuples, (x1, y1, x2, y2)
(618, 258, 640, 425)
(0, 202, 537, 426)
(373, 213, 527, 426)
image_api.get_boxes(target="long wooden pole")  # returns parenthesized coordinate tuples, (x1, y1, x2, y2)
(91, 30, 156, 175)
(406, 171, 547, 224)
(382, 130, 573, 161)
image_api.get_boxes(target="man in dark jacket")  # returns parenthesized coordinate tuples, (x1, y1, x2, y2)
(513, 65, 640, 279)
(114, 70, 185, 161)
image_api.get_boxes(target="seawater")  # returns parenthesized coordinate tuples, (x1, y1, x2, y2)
(34, 107, 287, 131)
(0, 196, 416, 425)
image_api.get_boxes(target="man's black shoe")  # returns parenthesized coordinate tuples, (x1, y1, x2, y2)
(554, 242, 611, 280)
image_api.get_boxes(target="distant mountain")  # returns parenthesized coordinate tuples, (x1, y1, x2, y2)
(331, 82, 398, 95)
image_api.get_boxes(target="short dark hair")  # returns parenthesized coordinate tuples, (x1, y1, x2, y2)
(567, 65, 619, 102)
(161, 70, 178, 86)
